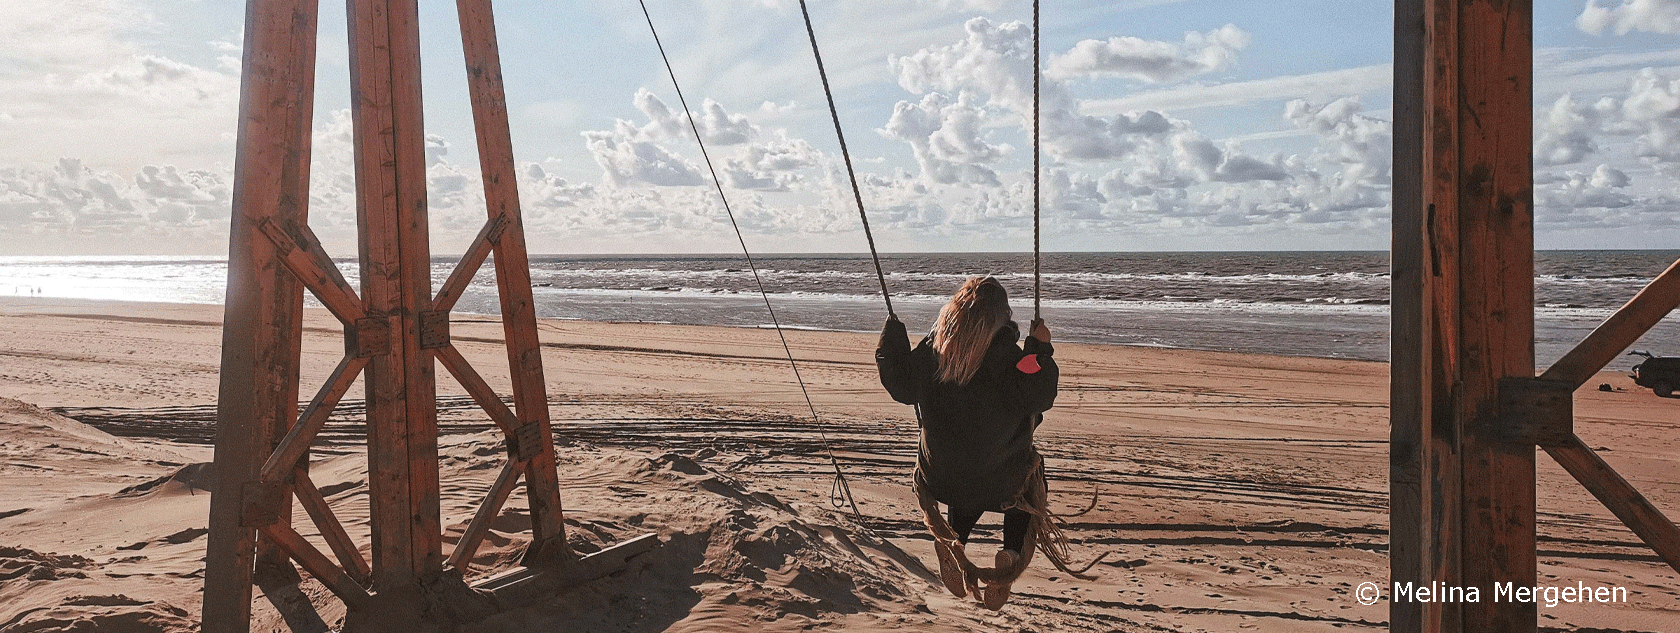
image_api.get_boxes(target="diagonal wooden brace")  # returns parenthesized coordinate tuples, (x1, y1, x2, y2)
(259, 219, 366, 325)
(433, 215, 508, 314)
(258, 523, 372, 610)
(294, 467, 371, 584)
(1544, 437, 1680, 573)
(435, 344, 521, 436)
(446, 458, 524, 575)
(1542, 256, 1680, 387)
(259, 354, 369, 482)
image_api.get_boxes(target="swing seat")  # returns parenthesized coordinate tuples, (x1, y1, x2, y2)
(916, 456, 1092, 610)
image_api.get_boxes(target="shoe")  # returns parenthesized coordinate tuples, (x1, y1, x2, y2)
(983, 549, 1020, 610)
(933, 540, 967, 598)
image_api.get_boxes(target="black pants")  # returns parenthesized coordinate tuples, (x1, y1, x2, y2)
(947, 506, 1031, 553)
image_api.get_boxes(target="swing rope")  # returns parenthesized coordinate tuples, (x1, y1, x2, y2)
(637, 0, 863, 522)
(795, 0, 894, 320)
(1032, 0, 1042, 321)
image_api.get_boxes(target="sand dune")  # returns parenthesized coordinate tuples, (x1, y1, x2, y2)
(0, 298, 1676, 631)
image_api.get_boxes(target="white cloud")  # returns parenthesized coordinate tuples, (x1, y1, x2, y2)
(631, 88, 756, 146)
(0, 158, 232, 249)
(1622, 68, 1680, 162)
(1577, 0, 1680, 36)
(1284, 97, 1391, 193)
(1081, 64, 1391, 115)
(878, 92, 1008, 185)
(1046, 24, 1249, 83)
(723, 133, 824, 191)
(887, 17, 1191, 167)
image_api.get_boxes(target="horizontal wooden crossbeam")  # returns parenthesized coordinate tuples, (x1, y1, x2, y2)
(260, 354, 369, 482)
(1542, 257, 1680, 387)
(434, 215, 508, 314)
(1544, 436, 1680, 573)
(259, 219, 366, 325)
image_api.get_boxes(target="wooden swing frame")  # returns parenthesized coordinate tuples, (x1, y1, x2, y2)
(201, 1, 656, 630)
(1390, 2, 1680, 632)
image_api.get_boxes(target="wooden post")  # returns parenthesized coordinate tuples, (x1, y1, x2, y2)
(455, 0, 569, 563)
(203, 0, 318, 630)
(347, 0, 440, 611)
(1389, 1, 1426, 631)
(1420, 0, 1464, 629)
(1409, 1, 1537, 632)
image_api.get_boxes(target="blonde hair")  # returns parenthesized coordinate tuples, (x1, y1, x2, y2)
(931, 276, 1012, 386)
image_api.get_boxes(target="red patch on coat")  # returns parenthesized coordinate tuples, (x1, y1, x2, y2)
(1016, 354, 1041, 374)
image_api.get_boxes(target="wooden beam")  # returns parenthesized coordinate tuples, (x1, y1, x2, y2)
(387, 0, 444, 583)
(1544, 437, 1680, 573)
(446, 459, 525, 574)
(473, 534, 661, 609)
(434, 215, 507, 314)
(259, 354, 369, 482)
(260, 219, 366, 325)
(1420, 0, 1464, 628)
(456, 0, 569, 564)
(204, 1, 319, 631)
(349, 0, 444, 595)
(1542, 257, 1680, 387)
(1390, 1, 1426, 631)
(259, 523, 372, 610)
(1448, 1, 1537, 631)
(294, 466, 373, 584)
(435, 344, 521, 436)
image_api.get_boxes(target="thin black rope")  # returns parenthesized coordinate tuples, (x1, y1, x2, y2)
(1032, 0, 1042, 321)
(637, 0, 862, 521)
(795, 0, 894, 320)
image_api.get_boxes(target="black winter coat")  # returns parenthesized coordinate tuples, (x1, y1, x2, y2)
(876, 319, 1058, 512)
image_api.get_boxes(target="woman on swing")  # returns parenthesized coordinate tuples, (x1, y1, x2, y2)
(875, 275, 1064, 609)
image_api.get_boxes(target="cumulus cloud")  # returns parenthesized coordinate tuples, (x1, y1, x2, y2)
(1046, 25, 1250, 83)
(723, 134, 823, 191)
(578, 90, 781, 188)
(0, 158, 231, 242)
(1536, 94, 1619, 165)
(583, 120, 706, 187)
(1532, 68, 1680, 168)
(878, 92, 1007, 185)
(1284, 97, 1391, 196)
(887, 17, 1196, 171)
(1577, 0, 1680, 35)
(629, 89, 755, 146)
(1622, 68, 1680, 163)
(0, 1, 241, 172)
(870, 16, 1406, 236)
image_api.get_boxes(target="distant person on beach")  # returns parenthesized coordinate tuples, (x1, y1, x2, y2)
(875, 275, 1060, 607)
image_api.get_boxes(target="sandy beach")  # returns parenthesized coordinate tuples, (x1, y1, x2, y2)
(0, 297, 1675, 632)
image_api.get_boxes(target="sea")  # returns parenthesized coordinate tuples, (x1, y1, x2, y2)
(2, 251, 1676, 368)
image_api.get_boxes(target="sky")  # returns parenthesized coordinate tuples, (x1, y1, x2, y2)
(0, 0, 1678, 256)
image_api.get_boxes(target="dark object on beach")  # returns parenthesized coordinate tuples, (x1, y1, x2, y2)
(1598, 383, 1614, 392)
(1627, 351, 1680, 398)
